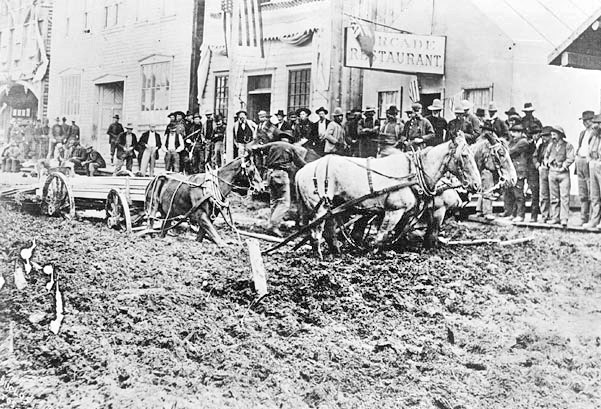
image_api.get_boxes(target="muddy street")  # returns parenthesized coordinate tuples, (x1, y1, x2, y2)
(1, 202, 600, 409)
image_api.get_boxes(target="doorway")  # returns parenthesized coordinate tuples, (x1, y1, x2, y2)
(95, 82, 123, 156)
(420, 93, 442, 116)
(247, 74, 271, 122)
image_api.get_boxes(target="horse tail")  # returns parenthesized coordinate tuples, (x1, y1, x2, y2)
(145, 175, 167, 221)
(294, 170, 313, 227)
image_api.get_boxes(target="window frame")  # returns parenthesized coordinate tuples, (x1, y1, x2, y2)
(287, 67, 311, 114)
(140, 61, 172, 112)
(214, 73, 229, 119)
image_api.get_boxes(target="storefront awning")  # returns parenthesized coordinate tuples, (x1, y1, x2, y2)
(549, 6, 601, 69)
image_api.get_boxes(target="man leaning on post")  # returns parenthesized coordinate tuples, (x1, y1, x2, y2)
(584, 114, 601, 230)
(575, 110, 596, 226)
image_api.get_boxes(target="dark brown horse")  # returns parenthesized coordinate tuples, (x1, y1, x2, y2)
(144, 155, 263, 246)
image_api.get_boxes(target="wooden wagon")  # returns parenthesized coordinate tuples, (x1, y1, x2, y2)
(38, 172, 153, 232)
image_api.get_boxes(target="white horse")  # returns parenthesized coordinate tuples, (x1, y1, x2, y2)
(420, 133, 517, 247)
(295, 133, 481, 257)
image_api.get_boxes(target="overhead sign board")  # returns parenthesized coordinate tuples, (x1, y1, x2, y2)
(345, 29, 446, 75)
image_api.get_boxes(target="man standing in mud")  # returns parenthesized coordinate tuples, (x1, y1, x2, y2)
(250, 130, 306, 237)
(107, 115, 124, 165)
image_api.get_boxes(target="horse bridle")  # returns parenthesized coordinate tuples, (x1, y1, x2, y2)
(443, 137, 472, 189)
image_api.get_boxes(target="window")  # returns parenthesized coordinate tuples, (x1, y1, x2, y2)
(463, 86, 493, 111)
(214, 74, 229, 118)
(141, 62, 171, 111)
(377, 90, 401, 119)
(287, 68, 310, 113)
(61, 74, 81, 116)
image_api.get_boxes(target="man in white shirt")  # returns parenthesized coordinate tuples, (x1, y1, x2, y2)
(162, 115, 184, 172)
(575, 110, 595, 225)
(139, 124, 162, 176)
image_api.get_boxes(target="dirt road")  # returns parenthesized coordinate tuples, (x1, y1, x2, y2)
(1, 202, 600, 408)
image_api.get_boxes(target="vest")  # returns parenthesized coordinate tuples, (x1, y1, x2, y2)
(547, 140, 567, 166)
(164, 131, 181, 149)
(235, 122, 254, 144)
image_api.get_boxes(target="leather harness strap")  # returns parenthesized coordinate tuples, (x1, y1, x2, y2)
(366, 157, 374, 194)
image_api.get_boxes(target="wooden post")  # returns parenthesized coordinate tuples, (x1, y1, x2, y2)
(247, 239, 268, 297)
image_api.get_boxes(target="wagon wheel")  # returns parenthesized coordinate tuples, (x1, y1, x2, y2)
(336, 212, 384, 251)
(105, 189, 132, 233)
(41, 172, 75, 219)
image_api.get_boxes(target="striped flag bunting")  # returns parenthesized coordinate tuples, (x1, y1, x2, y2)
(408, 77, 420, 102)
(232, 0, 264, 57)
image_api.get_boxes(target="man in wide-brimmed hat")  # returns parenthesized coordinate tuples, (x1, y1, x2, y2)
(345, 107, 362, 156)
(402, 102, 434, 151)
(504, 123, 531, 222)
(357, 105, 380, 158)
(521, 102, 542, 136)
(504, 107, 521, 130)
(232, 109, 256, 158)
(543, 125, 575, 227)
(309, 106, 330, 155)
(447, 105, 474, 143)
(488, 102, 508, 140)
(425, 98, 447, 146)
(114, 123, 138, 174)
(250, 129, 307, 237)
(373, 105, 402, 156)
(106, 114, 124, 165)
(286, 110, 298, 133)
(575, 110, 596, 226)
(585, 114, 601, 229)
(273, 109, 291, 133)
(321, 107, 346, 155)
(461, 99, 481, 140)
(293, 108, 311, 146)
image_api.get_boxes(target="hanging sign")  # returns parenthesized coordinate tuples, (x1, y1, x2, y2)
(345, 28, 446, 75)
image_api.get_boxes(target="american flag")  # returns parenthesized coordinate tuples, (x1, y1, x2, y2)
(408, 77, 420, 103)
(232, 0, 264, 57)
(221, 0, 233, 56)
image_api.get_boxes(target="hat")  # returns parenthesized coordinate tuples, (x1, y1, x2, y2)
(71, 120, 76, 123)
(522, 102, 535, 112)
(316, 106, 329, 115)
(352, 107, 363, 113)
(510, 123, 524, 132)
(296, 108, 311, 116)
(125, 122, 134, 129)
(580, 110, 595, 121)
(275, 109, 286, 117)
(488, 102, 498, 112)
(453, 106, 465, 114)
(505, 107, 520, 117)
(55, 117, 60, 121)
(411, 102, 422, 112)
(85, 145, 94, 151)
(364, 105, 376, 113)
(257, 110, 268, 117)
(193, 113, 201, 119)
(185, 110, 192, 117)
(173, 111, 186, 118)
(62, 117, 67, 121)
(113, 114, 120, 120)
(386, 105, 399, 115)
(539, 125, 554, 135)
(428, 99, 443, 111)
(332, 107, 344, 116)
(592, 114, 601, 123)
(475, 108, 486, 117)
(205, 110, 213, 116)
(214, 114, 224, 121)
(167, 112, 175, 118)
(235, 110, 248, 117)
(550, 125, 566, 137)
(461, 99, 473, 110)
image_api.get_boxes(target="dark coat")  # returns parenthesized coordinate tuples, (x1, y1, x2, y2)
(116, 132, 138, 160)
(509, 136, 531, 178)
(138, 131, 162, 159)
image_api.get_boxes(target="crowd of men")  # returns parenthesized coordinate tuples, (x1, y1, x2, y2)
(3, 98, 600, 232)
(237, 100, 600, 233)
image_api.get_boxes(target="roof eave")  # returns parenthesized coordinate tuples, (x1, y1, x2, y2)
(548, 5, 601, 66)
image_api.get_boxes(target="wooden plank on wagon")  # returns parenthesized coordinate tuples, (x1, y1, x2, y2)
(247, 239, 268, 297)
